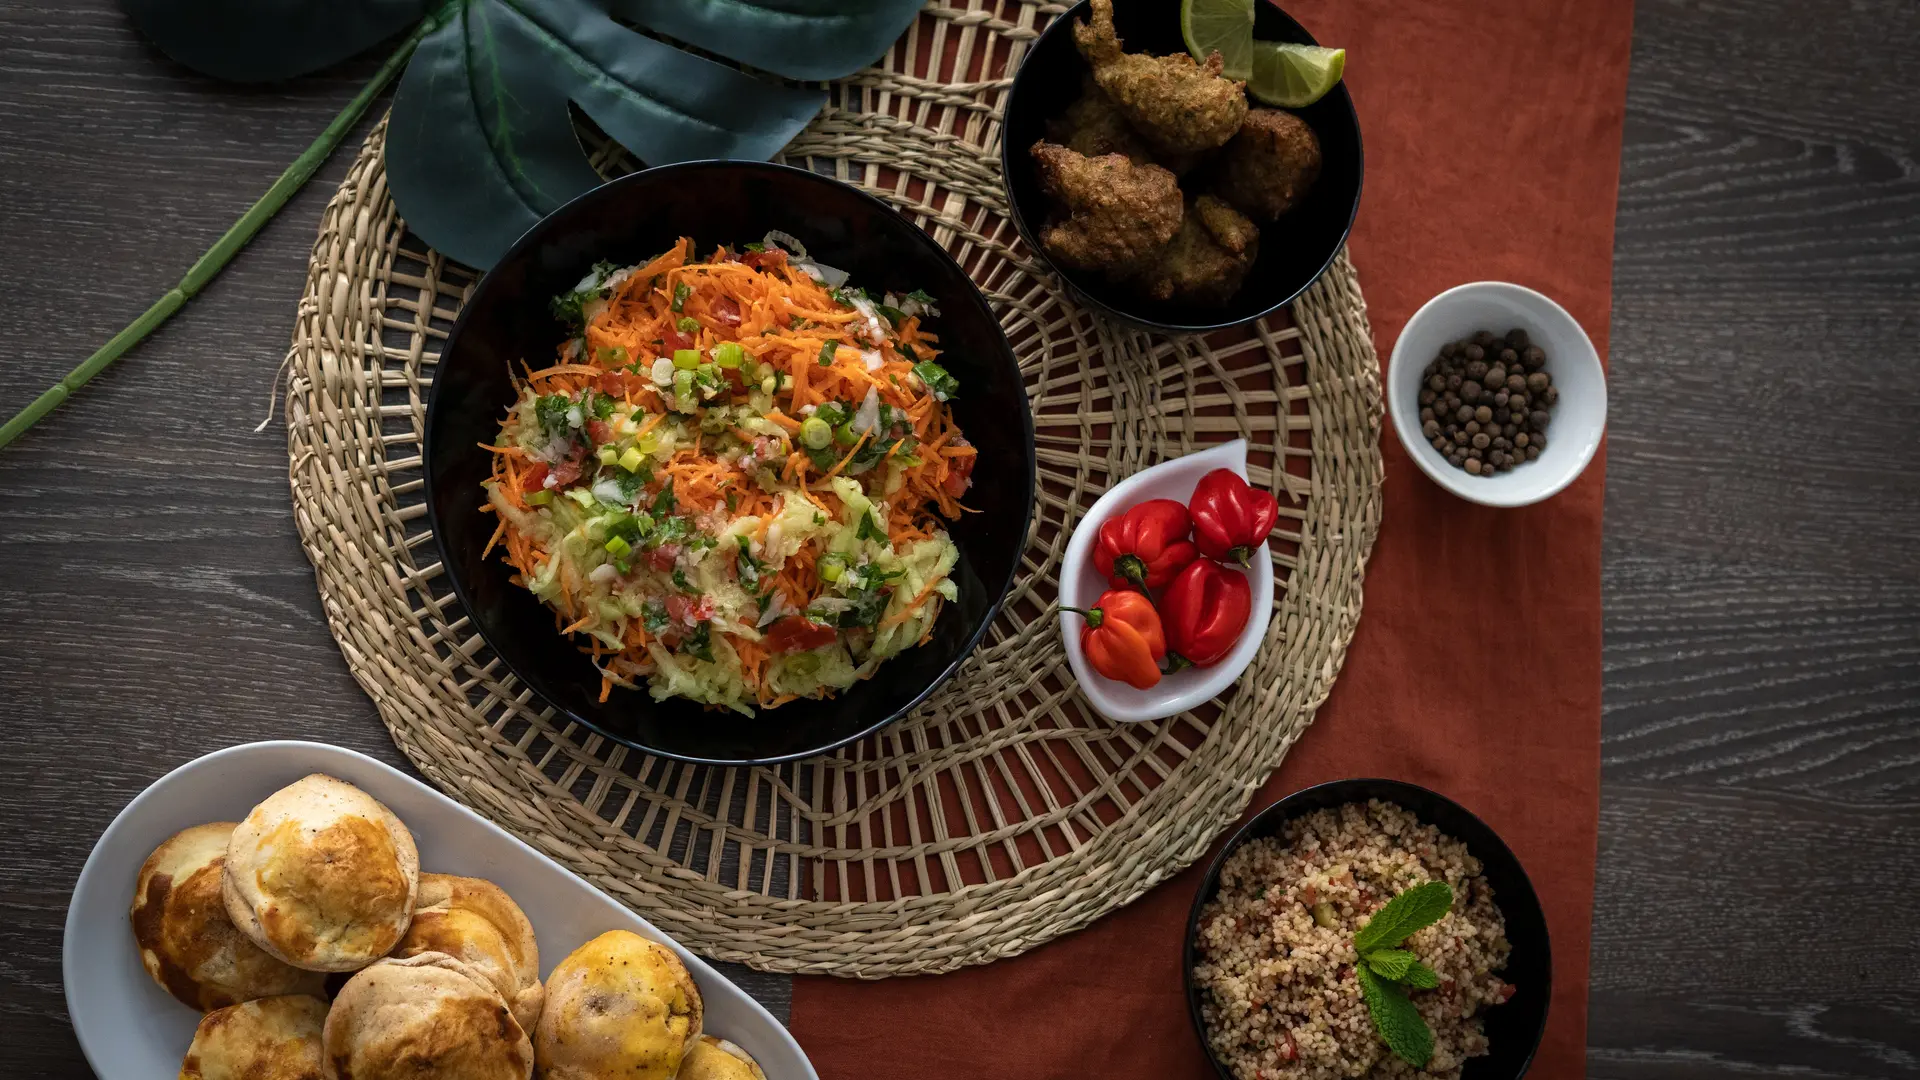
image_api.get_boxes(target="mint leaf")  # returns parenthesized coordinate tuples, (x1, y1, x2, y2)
(1364, 948, 1416, 982)
(1403, 961, 1441, 990)
(1358, 965, 1434, 1067)
(1353, 881, 1452, 954)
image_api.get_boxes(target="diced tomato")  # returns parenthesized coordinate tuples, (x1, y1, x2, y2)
(663, 328, 693, 353)
(520, 462, 549, 492)
(587, 420, 615, 445)
(1497, 983, 1516, 1003)
(763, 616, 838, 654)
(713, 296, 742, 326)
(742, 249, 787, 271)
(648, 544, 681, 572)
(665, 593, 713, 625)
(1282, 1032, 1299, 1062)
(548, 457, 583, 487)
(943, 452, 975, 496)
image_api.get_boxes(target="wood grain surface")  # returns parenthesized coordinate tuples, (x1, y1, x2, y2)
(0, 0, 1914, 1075)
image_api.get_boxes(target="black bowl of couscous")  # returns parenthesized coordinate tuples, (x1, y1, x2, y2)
(1183, 779, 1550, 1080)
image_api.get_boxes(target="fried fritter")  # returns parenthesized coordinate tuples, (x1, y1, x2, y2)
(1125, 195, 1260, 306)
(1212, 108, 1323, 221)
(1072, 0, 1247, 156)
(1029, 141, 1183, 273)
(1046, 76, 1155, 166)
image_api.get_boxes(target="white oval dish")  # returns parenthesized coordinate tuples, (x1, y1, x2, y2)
(1059, 439, 1275, 723)
(63, 740, 817, 1080)
(1388, 281, 1606, 507)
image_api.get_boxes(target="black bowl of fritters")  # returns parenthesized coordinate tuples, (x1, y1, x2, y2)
(1001, 0, 1363, 333)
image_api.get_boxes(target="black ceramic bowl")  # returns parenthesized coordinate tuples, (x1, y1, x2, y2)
(1001, 0, 1363, 333)
(1184, 779, 1551, 1079)
(423, 161, 1036, 765)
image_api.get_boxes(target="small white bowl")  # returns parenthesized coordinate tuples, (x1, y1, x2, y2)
(1388, 282, 1606, 507)
(1060, 439, 1275, 723)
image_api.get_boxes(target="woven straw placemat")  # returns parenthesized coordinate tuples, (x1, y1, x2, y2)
(284, 1, 1382, 977)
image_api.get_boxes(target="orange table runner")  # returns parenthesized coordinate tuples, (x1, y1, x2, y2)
(791, 0, 1630, 1073)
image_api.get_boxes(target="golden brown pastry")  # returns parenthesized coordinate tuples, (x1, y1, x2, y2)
(1073, 0, 1247, 156)
(131, 822, 327, 1011)
(1125, 195, 1261, 306)
(676, 1035, 766, 1080)
(1212, 108, 1323, 221)
(535, 930, 703, 1080)
(179, 994, 328, 1080)
(390, 873, 543, 1031)
(223, 773, 420, 972)
(1029, 142, 1183, 273)
(322, 952, 534, 1080)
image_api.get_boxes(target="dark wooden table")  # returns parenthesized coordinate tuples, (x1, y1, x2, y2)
(3, 0, 1915, 1075)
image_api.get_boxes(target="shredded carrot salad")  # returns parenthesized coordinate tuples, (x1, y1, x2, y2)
(480, 235, 976, 713)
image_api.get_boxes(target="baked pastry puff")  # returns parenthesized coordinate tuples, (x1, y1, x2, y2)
(178, 994, 328, 1080)
(131, 823, 326, 1010)
(390, 873, 543, 1031)
(676, 1035, 767, 1080)
(322, 952, 534, 1080)
(535, 930, 703, 1080)
(222, 774, 420, 972)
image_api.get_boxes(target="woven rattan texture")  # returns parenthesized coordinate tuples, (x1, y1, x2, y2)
(285, 1, 1383, 977)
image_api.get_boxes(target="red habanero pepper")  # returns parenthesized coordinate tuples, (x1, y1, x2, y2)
(1094, 498, 1198, 591)
(1064, 589, 1168, 690)
(1160, 559, 1252, 668)
(1189, 468, 1279, 565)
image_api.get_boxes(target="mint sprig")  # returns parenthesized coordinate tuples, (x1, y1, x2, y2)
(1352, 881, 1454, 1066)
(1353, 880, 1452, 953)
(1357, 965, 1434, 1066)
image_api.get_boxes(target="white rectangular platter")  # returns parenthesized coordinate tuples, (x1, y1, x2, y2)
(63, 739, 817, 1080)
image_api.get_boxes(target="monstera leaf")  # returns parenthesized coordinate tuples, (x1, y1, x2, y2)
(122, 0, 922, 266)
(0, 0, 922, 449)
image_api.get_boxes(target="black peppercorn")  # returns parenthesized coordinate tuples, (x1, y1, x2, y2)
(1461, 380, 1482, 403)
(1474, 405, 1493, 423)
(1416, 330, 1559, 478)
(1527, 372, 1549, 392)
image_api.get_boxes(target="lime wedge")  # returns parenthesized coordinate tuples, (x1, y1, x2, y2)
(1181, 0, 1255, 81)
(1247, 41, 1346, 108)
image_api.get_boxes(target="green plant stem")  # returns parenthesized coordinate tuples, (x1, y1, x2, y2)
(0, 18, 434, 451)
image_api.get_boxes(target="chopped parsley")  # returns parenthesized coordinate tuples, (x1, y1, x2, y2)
(913, 360, 959, 402)
(642, 599, 670, 634)
(856, 510, 886, 544)
(672, 567, 692, 591)
(591, 391, 617, 420)
(684, 621, 715, 662)
(550, 260, 619, 331)
(670, 281, 692, 312)
(535, 393, 574, 440)
(817, 339, 840, 366)
(651, 483, 677, 516)
(876, 304, 907, 327)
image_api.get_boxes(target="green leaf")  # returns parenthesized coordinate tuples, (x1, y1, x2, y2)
(1353, 881, 1453, 954)
(1363, 949, 1416, 982)
(120, 0, 427, 82)
(1403, 961, 1441, 990)
(387, 0, 826, 268)
(1357, 965, 1434, 1067)
(608, 0, 921, 82)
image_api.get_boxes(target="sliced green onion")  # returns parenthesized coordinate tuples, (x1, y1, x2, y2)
(834, 421, 858, 447)
(817, 339, 840, 366)
(818, 553, 846, 582)
(673, 369, 695, 404)
(714, 342, 745, 369)
(672, 349, 700, 370)
(618, 446, 645, 473)
(596, 445, 620, 466)
(799, 416, 832, 449)
(604, 535, 633, 558)
(676, 316, 699, 333)
(596, 345, 629, 365)
(523, 490, 553, 506)
(636, 431, 661, 454)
